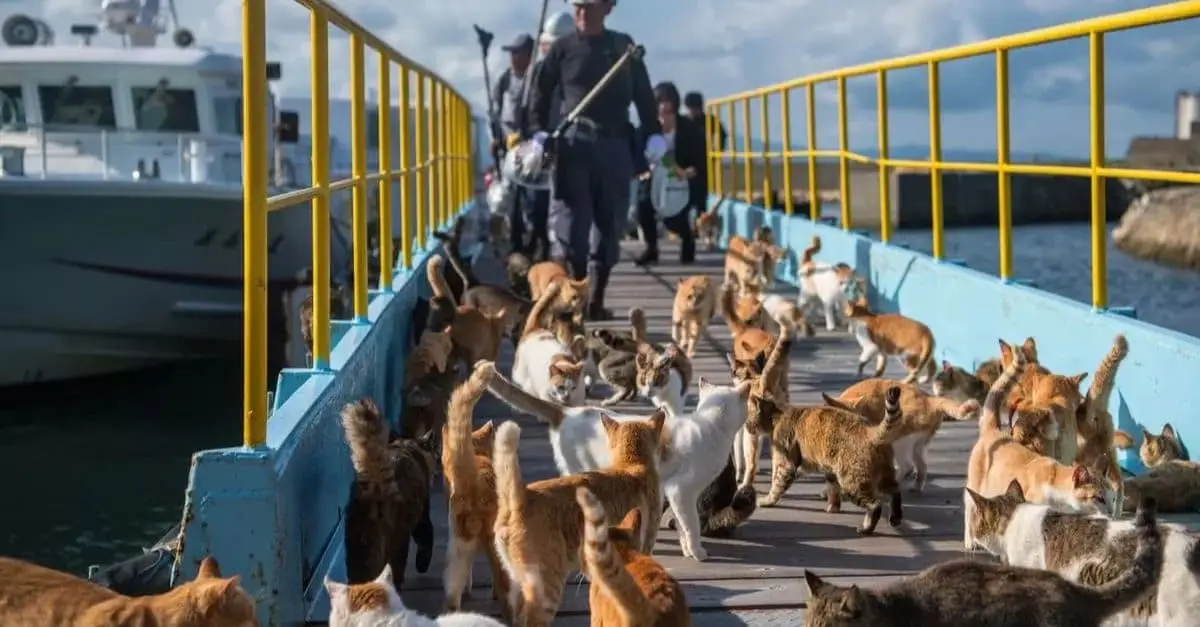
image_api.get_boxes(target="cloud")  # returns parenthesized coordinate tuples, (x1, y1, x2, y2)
(12, 0, 1200, 155)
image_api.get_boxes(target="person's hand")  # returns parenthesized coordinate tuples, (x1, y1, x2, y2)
(644, 134, 667, 162)
(675, 166, 696, 179)
(505, 132, 521, 150)
(637, 170, 652, 181)
(530, 131, 549, 145)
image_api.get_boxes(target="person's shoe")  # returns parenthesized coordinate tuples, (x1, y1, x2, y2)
(679, 250, 695, 265)
(587, 302, 614, 321)
(634, 250, 659, 267)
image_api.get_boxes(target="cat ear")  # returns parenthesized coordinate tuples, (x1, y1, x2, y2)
(1021, 337, 1038, 361)
(375, 564, 394, 587)
(474, 420, 496, 443)
(600, 414, 619, 436)
(1140, 427, 1152, 444)
(803, 570, 829, 596)
(1068, 372, 1088, 388)
(416, 430, 437, 450)
(1162, 423, 1178, 442)
(324, 577, 347, 602)
(997, 339, 1013, 363)
(1071, 465, 1092, 488)
(964, 488, 989, 509)
(197, 556, 222, 579)
(677, 277, 685, 286)
(1004, 479, 1025, 502)
(941, 360, 952, 373)
(648, 409, 667, 435)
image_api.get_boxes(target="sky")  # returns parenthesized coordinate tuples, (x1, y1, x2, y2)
(16, 0, 1200, 159)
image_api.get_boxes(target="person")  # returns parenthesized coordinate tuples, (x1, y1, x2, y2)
(519, 12, 575, 261)
(635, 82, 703, 266)
(490, 33, 535, 246)
(526, 0, 664, 320)
(683, 91, 726, 219)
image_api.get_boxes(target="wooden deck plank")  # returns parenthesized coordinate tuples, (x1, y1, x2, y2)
(399, 240, 975, 620)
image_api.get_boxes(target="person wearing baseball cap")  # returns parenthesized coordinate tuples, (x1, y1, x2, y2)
(490, 33, 535, 246)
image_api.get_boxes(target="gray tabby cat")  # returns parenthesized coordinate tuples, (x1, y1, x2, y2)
(804, 498, 1163, 627)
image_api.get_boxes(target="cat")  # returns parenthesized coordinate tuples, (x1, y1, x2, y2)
(326, 564, 504, 626)
(694, 208, 721, 252)
(761, 293, 812, 338)
(931, 360, 989, 404)
(965, 348, 1108, 551)
(1074, 334, 1130, 516)
(750, 385, 905, 535)
(723, 234, 782, 292)
(666, 455, 758, 538)
(297, 276, 352, 365)
(933, 338, 1045, 411)
(480, 359, 751, 561)
(844, 302, 937, 384)
(1010, 365, 1089, 467)
(0, 555, 255, 626)
(584, 307, 644, 402)
(1131, 424, 1186, 467)
(635, 343, 688, 417)
(822, 379, 980, 493)
(432, 217, 481, 302)
(969, 482, 1197, 626)
(671, 275, 717, 357)
(1123, 460, 1200, 513)
(505, 251, 534, 299)
(427, 254, 509, 370)
(440, 363, 510, 618)
(750, 226, 782, 288)
(796, 235, 859, 332)
(719, 279, 774, 372)
(511, 281, 587, 406)
(436, 236, 533, 342)
(804, 497, 1163, 627)
(492, 415, 665, 627)
(576, 487, 692, 627)
(340, 399, 437, 590)
(732, 317, 794, 489)
(526, 259, 589, 311)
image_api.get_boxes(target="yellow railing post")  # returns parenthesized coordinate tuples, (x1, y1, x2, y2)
(1088, 31, 1108, 309)
(241, 0, 268, 448)
(740, 99, 751, 203)
(759, 94, 772, 210)
(439, 84, 450, 224)
(398, 67, 412, 269)
(726, 102, 736, 201)
(425, 77, 437, 236)
(349, 34, 369, 321)
(805, 83, 818, 221)
(927, 61, 944, 260)
(779, 88, 793, 215)
(996, 50, 1013, 280)
(705, 106, 715, 199)
(835, 76, 851, 230)
(414, 76, 426, 249)
(377, 54, 393, 290)
(876, 71, 891, 243)
(309, 9, 331, 369)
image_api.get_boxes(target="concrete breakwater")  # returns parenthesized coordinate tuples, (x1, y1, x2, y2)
(715, 160, 1137, 231)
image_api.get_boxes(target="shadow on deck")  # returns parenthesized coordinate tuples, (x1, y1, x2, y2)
(401, 239, 977, 625)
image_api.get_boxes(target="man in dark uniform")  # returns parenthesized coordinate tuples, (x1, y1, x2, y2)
(526, 0, 664, 320)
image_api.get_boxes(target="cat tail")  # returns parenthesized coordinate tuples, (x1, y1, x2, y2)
(495, 421, 527, 520)
(704, 485, 757, 536)
(436, 236, 479, 290)
(426, 254, 458, 307)
(1082, 498, 1163, 618)
(522, 280, 562, 337)
(629, 307, 648, 344)
(1082, 334, 1128, 429)
(719, 282, 750, 337)
(339, 399, 397, 493)
(481, 362, 567, 427)
(577, 488, 654, 619)
(870, 387, 905, 445)
(1113, 430, 1136, 449)
(800, 235, 820, 264)
(980, 343, 1024, 436)
(444, 363, 492, 500)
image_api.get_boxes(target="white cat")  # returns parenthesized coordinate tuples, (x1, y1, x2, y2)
(635, 344, 687, 417)
(967, 483, 1198, 627)
(510, 329, 586, 406)
(794, 235, 863, 332)
(326, 564, 504, 626)
(481, 361, 751, 562)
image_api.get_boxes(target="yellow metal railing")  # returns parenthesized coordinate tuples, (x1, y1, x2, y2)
(706, 1, 1200, 312)
(242, 0, 472, 447)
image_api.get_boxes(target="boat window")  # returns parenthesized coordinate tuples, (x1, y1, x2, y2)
(0, 85, 26, 129)
(131, 86, 200, 133)
(37, 84, 117, 129)
(213, 95, 243, 136)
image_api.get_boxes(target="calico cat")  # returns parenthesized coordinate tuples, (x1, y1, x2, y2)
(492, 416, 665, 627)
(694, 208, 721, 252)
(511, 281, 587, 405)
(796, 235, 859, 332)
(666, 455, 758, 538)
(1073, 334, 1130, 516)
(440, 363, 510, 618)
(577, 488, 692, 627)
(844, 302, 936, 384)
(671, 275, 717, 357)
(340, 399, 437, 590)
(965, 349, 1108, 551)
(526, 259, 589, 310)
(0, 555, 254, 626)
(932, 338, 1043, 406)
(823, 379, 979, 493)
(635, 343, 688, 417)
(326, 564, 504, 626)
(1132, 424, 1186, 467)
(931, 361, 988, 404)
(969, 483, 1197, 626)
(750, 385, 904, 535)
(805, 497, 1163, 627)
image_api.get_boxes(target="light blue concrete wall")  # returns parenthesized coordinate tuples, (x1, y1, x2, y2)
(711, 196, 1199, 476)
(175, 206, 466, 626)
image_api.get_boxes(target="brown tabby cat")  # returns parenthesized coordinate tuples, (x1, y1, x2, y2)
(694, 209, 721, 252)
(733, 317, 794, 489)
(1132, 424, 1186, 467)
(577, 488, 692, 627)
(719, 279, 774, 374)
(822, 379, 979, 493)
(297, 277, 351, 365)
(1073, 334, 1130, 515)
(671, 275, 717, 357)
(0, 555, 255, 626)
(526, 259, 589, 310)
(750, 385, 905, 535)
(844, 302, 936, 384)
(492, 413, 665, 627)
(804, 497, 1163, 627)
(505, 251, 534, 298)
(427, 254, 509, 369)
(340, 399, 436, 590)
(1122, 460, 1200, 513)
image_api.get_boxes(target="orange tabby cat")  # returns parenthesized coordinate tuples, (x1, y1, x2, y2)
(0, 555, 255, 626)
(694, 209, 721, 252)
(492, 413, 665, 627)
(526, 260, 589, 311)
(577, 488, 692, 627)
(440, 362, 509, 618)
(844, 302, 936, 383)
(723, 234, 781, 293)
(428, 254, 509, 369)
(1009, 366, 1088, 466)
(1073, 334, 1130, 516)
(671, 275, 717, 357)
(719, 280, 774, 373)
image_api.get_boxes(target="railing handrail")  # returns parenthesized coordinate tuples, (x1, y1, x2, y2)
(708, 0, 1200, 105)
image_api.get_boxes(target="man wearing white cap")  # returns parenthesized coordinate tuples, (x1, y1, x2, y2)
(525, 0, 666, 320)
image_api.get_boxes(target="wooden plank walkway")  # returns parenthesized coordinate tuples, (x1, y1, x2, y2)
(401, 239, 977, 625)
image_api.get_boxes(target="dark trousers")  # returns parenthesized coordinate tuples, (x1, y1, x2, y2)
(549, 136, 633, 279)
(526, 189, 550, 260)
(638, 196, 695, 261)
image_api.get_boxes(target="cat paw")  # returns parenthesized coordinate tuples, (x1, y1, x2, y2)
(825, 323, 837, 332)
(685, 544, 708, 562)
(855, 526, 876, 536)
(907, 486, 924, 495)
(824, 504, 842, 514)
(758, 497, 779, 508)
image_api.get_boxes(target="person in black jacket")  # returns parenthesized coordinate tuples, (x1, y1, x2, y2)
(634, 81, 703, 266)
(683, 90, 726, 213)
